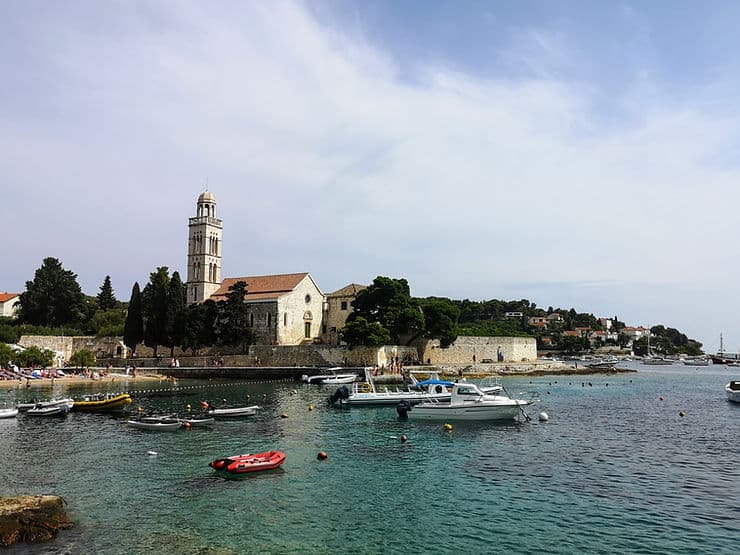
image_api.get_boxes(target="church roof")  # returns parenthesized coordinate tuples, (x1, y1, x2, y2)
(326, 283, 366, 298)
(210, 273, 311, 301)
(0, 292, 19, 303)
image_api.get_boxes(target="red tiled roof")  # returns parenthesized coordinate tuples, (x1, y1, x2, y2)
(0, 292, 19, 303)
(210, 273, 309, 301)
(327, 283, 366, 297)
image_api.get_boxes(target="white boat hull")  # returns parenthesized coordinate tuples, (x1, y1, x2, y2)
(408, 401, 530, 421)
(127, 420, 181, 431)
(0, 408, 18, 419)
(347, 391, 451, 406)
(726, 382, 740, 403)
(18, 398, 75, 412)
(27, 405, 70, 416)
(207, 405, 259, 417)
(180, 417, 215, 426)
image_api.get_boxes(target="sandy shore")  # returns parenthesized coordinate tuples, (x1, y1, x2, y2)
(0, 372, 166, 390)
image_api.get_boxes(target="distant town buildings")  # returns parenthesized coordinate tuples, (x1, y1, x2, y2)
(0, 292, 20, 318)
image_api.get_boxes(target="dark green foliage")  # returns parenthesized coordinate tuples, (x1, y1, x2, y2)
(90, 308, 126, 337)
(341, 317, 392, 347)
(0, 343, 15, 366)
(15, 345, 55, 367)
(215, 281, 255, 353)
(142, 267, 170, 357)
(417, 297, 460, 347)
(68, 349, 95, 368)
(181, 300, 218, 355)
(348, 277, 424, 345)
(556, 335, 591, 353)
(97, 276, 118, 310)
(0, 325, 20, 344)
(166, 272, 187, 356)
(17, 257, 87, 327)
(123, 283, 144, 355)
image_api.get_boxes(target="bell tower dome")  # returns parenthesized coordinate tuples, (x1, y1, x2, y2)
(186, 190, 223, 304)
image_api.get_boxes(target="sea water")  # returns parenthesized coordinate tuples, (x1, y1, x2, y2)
(0, 364, 738, 554)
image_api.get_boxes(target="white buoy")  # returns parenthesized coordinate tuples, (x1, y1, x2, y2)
(147, 451, 158, 456)
(538, 412, 549, 422)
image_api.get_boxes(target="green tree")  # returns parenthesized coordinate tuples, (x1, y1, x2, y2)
(68, 349, 95, 368)
(16, 346, 55, 367)
(215, 281, 255, 353)
(90, 308, 126, 337)
(0, 325, 20, 344)
(96, 275, 118, 310)
(123, 282, 144, 356)
(17, 257, 87, 327)
(341, 317, 392, 347)
(142, 267, 171, 357)
(417, 297, 460, 347)
(349, 276, 424, 344)
(166, 271, 187, 356)
(181, 300, 218, 355)
(0, 343, 15, 367)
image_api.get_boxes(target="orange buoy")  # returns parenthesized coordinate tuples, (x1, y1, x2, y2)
(183, 422, 192, 429)
(308, 404, 314, 411)
(317, 451, 328, 460)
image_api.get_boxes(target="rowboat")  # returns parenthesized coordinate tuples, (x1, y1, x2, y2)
(726, 381, 740, 403)
(0, 407, 18, 419)
(180, 416, 215, 426)
(126, 416, 181, 431)
(206, 405, 260, 417)
(209, 450, 286, 474)
(27, 404, 70, 417)
(73, 393, 132, 412)
(302, 368, 358, 384)
(17, 398, 74, 412)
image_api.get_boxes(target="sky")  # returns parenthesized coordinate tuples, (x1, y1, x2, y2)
(3, 0, 740, 352)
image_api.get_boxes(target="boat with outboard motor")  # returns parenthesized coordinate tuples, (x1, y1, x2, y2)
(398, 382, 537, 421)
(726, 381, 740, 403)
(209, 450, 286, 474)
(73, 392, 132, 412)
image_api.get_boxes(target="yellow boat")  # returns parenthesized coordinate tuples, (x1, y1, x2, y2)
(73, 393, 132, 412)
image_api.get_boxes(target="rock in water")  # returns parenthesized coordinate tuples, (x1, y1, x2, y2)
(0, 495, 74, 547)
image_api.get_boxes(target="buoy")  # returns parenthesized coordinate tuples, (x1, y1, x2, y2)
(308, 404, 314, 411)
(401, 434, 408, 443)
(679, 411, 685, 417)
(539, 412, 549, 422)
(183, 422, 191, 429)
(444, 423, 453, 432)
(186, 404, 191, 412)
(659, 396, 664, 401)
(280, 413, 288, 418)
(147, 451, 158, 456)
(317, 451, 328, 460)
(137, 406, 143, 415)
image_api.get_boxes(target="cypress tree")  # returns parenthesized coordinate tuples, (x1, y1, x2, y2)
(123, 282, 144, 356)
(97, 275, 118, 310)
(167, 271, 186, 357)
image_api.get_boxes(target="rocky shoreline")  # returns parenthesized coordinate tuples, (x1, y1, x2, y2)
(0, 496, 73, 547)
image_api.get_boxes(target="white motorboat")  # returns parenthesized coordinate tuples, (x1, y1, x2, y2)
(726, 381, 740, 403)
(179, 416, 215, 426)
(682, 358, 710, 366)
(641, 358, 674, 365)
(17, 398, 75, 412)
(0, 407, 19, 419)
(127, 416, 182, 431)
(26, 404, 71, 416)
(302, 368, 358, 384)
(206, 405, 259, 417)
(400, 382, 537, 422)
(331, 369, 453, 406)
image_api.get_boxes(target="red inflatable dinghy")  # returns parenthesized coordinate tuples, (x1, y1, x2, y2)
(209, 450, 286, 474)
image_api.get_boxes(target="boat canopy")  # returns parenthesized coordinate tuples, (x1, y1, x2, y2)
(412, 379, 455, 388)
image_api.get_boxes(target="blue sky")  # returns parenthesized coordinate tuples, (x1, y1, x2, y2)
(2, 1, 740, 351)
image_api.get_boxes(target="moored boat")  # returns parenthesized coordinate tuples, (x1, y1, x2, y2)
(0, 407, 19, 419)
(711, 333, 740, 364)
(73, 393, 132, 412)
(726, 381, 740, 403)
(18, 398, 74, 413)
(399, 382, 537, 422)
(302, 368, 358, 384)
(206, 404, 260, 417)
(209, 450, 286, 474)
(126, 415, 181, 431)
(26, 404, 70, 417)
(179, 416, 215, 426)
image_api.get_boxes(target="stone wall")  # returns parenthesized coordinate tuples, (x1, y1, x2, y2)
(419, 336, 537, 364)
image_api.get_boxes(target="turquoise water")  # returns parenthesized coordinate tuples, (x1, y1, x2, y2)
(1, 364, 738, 554)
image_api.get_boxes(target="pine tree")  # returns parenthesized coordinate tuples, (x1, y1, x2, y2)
(142, 267, 170, 358)
(123, 282, 144, 356)
(18, 257, 87, 327)
(166, 271, 186, 356)
(97, 275, 118, 310)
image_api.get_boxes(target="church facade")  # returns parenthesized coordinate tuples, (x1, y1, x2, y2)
(185, 192, 356, 346)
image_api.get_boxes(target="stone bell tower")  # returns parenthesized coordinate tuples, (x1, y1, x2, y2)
(186, 190, 223, 304)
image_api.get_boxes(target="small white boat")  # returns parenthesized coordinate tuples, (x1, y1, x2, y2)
(17, 398, 75, 412)
(127, 417, 182, 431)
(641, 358, 674, 365)
(0, 407, 19, 419)
(207, 405, 259, 417)
(400, 382, 536, 421)
(726, 381, 740, 403)
(302, 368, 358, 384)
(26, 404, 70, 417)
(682, 359, 710, 366)
(180, 416, 215, 426)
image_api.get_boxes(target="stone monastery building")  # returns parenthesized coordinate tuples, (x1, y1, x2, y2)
(185, 192, 356, 346)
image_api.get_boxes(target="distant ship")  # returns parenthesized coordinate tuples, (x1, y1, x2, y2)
(711, 333, 740, 364)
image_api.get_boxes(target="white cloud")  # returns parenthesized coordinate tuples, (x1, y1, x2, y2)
(1, 1, 738, 348)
